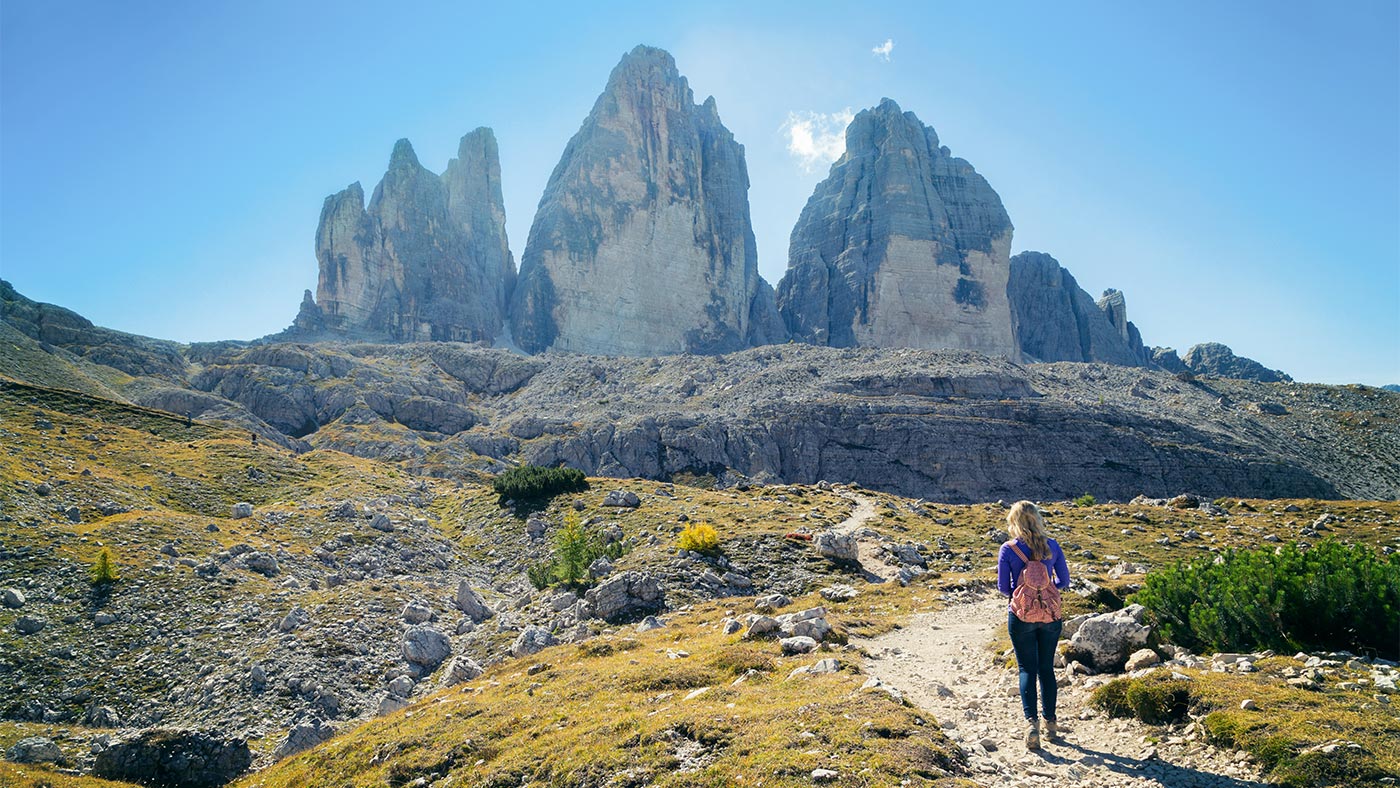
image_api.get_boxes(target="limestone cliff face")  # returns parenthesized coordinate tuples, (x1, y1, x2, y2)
(776, 98, 1017, 358)
(509, 45, 783, 355)
(310, 130, 514, 342)
(1007, 252, 1145, 365)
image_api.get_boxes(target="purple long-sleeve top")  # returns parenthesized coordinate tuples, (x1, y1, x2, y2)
(997, 538, 1071, 599)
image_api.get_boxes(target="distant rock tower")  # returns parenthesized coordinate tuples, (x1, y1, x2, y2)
(777, 98, 1017, 358)
(509, 45, 784, 355)
(295, 129, 515, 342)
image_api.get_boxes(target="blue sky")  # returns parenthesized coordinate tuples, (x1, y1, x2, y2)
(2, 0, 1396, 384)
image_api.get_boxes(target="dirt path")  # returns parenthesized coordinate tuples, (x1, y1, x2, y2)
(856, 594, 1270, 788)
(833, 492, 899, 581)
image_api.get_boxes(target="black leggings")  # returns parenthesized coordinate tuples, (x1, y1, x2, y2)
(1008, 611, 1062, 721)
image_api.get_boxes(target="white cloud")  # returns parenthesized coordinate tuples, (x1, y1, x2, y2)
(781, 109, 856, 172)
(872, 38, 894, 61)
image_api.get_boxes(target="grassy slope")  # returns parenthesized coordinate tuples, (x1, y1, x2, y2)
(1, 380, 1398, 787)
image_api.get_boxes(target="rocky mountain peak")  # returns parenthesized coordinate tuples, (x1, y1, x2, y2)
(509, 45, 783, 355)
(292, 130, 515, 343)
(777, 99, 1016, 356)
(388, 138, 421, 171)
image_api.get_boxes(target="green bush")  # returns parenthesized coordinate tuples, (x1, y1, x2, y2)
(1073, 493, 1096, 507)
(492, 465, 587, 504)
(90, 548, 120, 585)
(1133, 539, 1400, 658)
(526, 512, 624, 591)
(1091, 674, 1191, 724)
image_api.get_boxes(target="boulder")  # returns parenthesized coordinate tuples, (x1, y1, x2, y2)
(510, 625, 558, 657)
(454, 581, 494, 622)
(6, 736, 64, 765)
(271, 718, 336, 761)
(231, 502, 253, 519)
(1125, 648, 1162, 672)
(243, 552, 280, 577)
(401, 601, 434, 624)
(14, 616, 45, 635)
(442, 655, 484, 685)
(781, 636, 819, 655)
(601, 490, 641, 508)
(754, 593, 790, 612)
(401, 626, 451, 670)
(813, 531, 857, 562)
(1065, 604, 1151, 672)
(92, 729, 253, 788)
(2, 588, 24, 608)
(819, 584, 859, 602)
(369, 513, 394, 532)
(583, 571, 664, 623)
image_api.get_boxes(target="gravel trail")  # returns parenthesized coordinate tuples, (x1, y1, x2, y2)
(857, 594, 1270, 788)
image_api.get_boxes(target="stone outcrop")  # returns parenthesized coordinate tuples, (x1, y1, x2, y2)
(1182, 342, 1292, 383)
(510, 45, 783, 355)
(777, 98, 1016, 358)
(1006, 252, 1145, 365)
(303, 129, 514, 343)
(92, 729, 253, 788)
(584, 570, 664, 622)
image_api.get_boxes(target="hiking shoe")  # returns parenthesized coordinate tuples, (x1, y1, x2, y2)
(1045, 719, 1064, 740)
(1025, 722, 1040, 750)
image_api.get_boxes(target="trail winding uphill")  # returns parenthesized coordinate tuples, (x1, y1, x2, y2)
(856, 594, 1270, 788)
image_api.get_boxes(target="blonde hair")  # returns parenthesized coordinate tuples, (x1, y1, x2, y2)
(1007, 500, 1050, 560)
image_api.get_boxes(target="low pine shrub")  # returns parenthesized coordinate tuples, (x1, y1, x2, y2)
(1091, 674, 1192, 725)
(1133, 539, 1400, 658)
(492, 465, 587, 504)
(1073, 493, 1096, 507)
(90, 548, 120, 586)
(678, 523, 720, 553)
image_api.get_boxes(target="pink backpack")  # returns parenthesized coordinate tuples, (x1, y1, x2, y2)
(1007, 541, 1061, 623)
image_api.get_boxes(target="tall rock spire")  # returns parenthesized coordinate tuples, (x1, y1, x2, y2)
(305, 129, 514, 342)
(509, 45, 784, 355)
(776, 98, 1017, 358)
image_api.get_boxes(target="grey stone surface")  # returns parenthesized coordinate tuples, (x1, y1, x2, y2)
(510, 45, 782, 355)
(777, 98, 1016, 358)
(298, 129, 514, 344)
(1007, 252, 1144, 365)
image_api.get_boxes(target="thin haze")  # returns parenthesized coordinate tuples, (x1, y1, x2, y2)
(1, 1, 1396, 385)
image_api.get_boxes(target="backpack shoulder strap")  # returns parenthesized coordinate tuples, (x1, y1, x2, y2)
(1006, 541, 1031, 564)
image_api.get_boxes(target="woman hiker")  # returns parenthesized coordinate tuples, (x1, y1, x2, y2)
(998, 500, 1071, 750)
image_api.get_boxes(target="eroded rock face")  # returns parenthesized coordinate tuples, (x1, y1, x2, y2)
(510, 45, 783, 355)
(777, 98, 1016, 358)
(1007, 252, 1145, 365)
(307, 129, 514, 343)
(1183, 342, 1292, 383)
